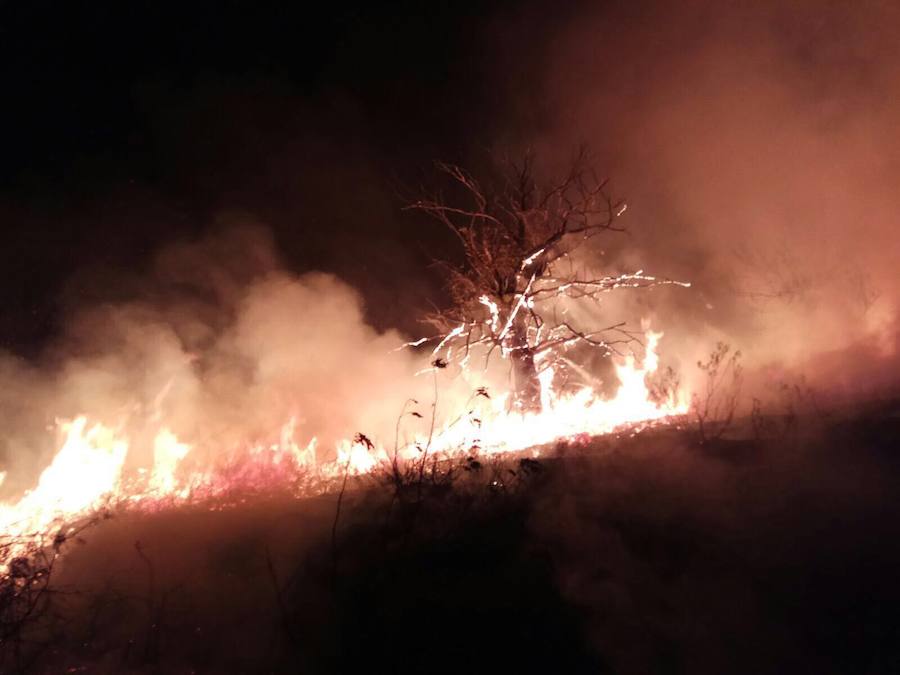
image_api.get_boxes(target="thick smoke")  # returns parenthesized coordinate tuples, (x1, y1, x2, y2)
(504, 0, 900, 400)
(0, 224, 489, 497)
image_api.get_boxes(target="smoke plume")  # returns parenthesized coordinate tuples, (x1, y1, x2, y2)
(0, 224, 486, 496)
(500, 0, 900, 399)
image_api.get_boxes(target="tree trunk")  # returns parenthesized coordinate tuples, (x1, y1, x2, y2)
(509, 321, 542, 413)
(512, 348, 542, 413)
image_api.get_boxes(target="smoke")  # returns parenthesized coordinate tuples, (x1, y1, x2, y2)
(502, 0, 900, 399)
(0, 223, 487, 497)
(4, 0, 899, 495)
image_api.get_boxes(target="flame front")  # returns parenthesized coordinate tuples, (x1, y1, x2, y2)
(0, 329, 685, 569)
(0, 418, 128, 562)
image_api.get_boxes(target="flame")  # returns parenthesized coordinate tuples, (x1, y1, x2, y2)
(0, 418, 128, 562)
(0, 328, 686, 569)
(148, 428, 190, 494)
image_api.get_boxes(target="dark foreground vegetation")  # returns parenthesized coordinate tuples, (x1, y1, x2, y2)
(3, 400, 900, 674)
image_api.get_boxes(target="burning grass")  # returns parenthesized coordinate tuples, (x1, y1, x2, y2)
(0, 328, 686, 575)
(1, 401, 899, 674)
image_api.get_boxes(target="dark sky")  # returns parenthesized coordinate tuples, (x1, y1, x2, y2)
(0, 0, 571, 353)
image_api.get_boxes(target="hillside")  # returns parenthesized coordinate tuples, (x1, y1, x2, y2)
(3, 403, 899, 674)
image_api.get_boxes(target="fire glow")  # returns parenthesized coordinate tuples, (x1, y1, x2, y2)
(0, 329, 685, 568)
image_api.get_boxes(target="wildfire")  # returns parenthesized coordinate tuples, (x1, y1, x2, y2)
(0, 329, 686, 569)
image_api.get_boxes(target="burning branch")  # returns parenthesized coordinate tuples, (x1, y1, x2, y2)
(407, 148, 689, 410)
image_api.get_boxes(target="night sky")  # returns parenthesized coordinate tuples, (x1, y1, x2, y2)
(0, 0, 570, 353)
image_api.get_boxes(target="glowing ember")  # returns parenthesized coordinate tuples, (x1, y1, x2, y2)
(0, 328, 686, 569)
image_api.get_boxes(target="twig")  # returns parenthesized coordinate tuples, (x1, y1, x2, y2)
(330, 461, 351, 586)
(264, 545, 292, 642)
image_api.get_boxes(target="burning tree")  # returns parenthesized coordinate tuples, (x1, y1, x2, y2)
(409, 149, 688, 411)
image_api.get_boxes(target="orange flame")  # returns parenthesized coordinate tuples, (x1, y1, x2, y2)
(0, 329, 685, 569)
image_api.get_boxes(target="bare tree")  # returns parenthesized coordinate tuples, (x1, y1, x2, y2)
(407, 148, 688, 411)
